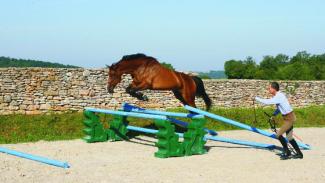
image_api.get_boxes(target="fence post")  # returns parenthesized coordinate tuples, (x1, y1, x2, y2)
(107, 115, 129, 141)
(182, 118, 207, 156)
(154, 119, 184, 158)
(83, 110, 108, 143)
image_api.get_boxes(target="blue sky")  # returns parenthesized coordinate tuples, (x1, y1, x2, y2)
(0, 0, 324, 71)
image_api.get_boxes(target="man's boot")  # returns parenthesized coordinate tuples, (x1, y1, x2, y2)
(278, 136, 291, 160)
(289, 139, 303, 159)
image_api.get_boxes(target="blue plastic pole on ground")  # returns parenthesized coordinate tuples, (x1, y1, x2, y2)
(0, 147, 70, 168)
(126, 125, 274, 149)
(122, 103, 218, 136)
(205, 136, 276, 149)
(184, 105, 311, 150)
(85, 107, 167, 120)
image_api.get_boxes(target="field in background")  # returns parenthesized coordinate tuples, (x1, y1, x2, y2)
(1, 105, 324, 144)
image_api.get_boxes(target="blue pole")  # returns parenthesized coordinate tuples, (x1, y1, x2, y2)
(126, 125, 274, 149)
(205, 136, 276, 149)
(122, 103, 218, 136)
(127, 125, 158, 134)
(0, 147, 70, 168)
(167, 117, 218, 136)
(123, 103, 203, 118)
(126, 125, 184, 137)
(85, 107, 167, 120)
(184, 105, 310, 150)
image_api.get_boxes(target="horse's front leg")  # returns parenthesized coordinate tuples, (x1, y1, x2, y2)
(126, 81, 149, 101)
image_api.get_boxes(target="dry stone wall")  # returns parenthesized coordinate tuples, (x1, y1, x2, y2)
(0, 68, 324, 115)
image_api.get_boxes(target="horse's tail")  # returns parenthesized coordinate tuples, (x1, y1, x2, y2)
(192, 76, 212, 111)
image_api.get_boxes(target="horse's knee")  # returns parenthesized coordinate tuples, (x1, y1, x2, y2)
(126, 86, 135, 94)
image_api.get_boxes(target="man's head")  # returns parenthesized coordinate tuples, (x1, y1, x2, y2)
(269, 82, 279, 96)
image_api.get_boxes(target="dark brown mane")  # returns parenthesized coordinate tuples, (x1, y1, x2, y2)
(109, 63, 118, 70)
(110, 53, 157, 69)
(121, 53, 156, 61)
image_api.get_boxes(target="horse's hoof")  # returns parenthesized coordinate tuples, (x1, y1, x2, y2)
(142, 95, 149, 101)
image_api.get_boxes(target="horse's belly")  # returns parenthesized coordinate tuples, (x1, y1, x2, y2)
(152, 75, 180, 90)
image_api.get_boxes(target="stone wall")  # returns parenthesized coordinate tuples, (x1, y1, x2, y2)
(0, 68, 324, 115)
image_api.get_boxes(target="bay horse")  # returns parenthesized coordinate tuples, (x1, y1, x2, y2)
(107, 53, 212, 110)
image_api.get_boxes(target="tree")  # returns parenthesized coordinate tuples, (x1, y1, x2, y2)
(242, 57, 257, 79)
(160, 62, 175, 70)
(224, 60, 245, 79)
(258, 54, 289, 80)
(276, 63, 315, 80)
(274, 54, 290, 65)
(290, 51, 311, 64)
(308, 54, 325, 80)
(223, 51, 325, 80)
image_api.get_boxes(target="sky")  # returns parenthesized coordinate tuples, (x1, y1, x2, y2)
(0, 0, 324, 71)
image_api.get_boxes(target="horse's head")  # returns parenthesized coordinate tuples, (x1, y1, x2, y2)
(107, 64, 122, 94)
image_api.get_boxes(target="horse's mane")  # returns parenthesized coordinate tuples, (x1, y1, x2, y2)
(121, 53, 156, 61)
(110, 53, 157, 69)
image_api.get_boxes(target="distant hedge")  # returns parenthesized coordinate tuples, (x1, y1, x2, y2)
(0, 56, 79, 68)
(224, 51, 325, 80)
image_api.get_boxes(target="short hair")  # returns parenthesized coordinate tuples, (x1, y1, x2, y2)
(270, 82, 280, 91)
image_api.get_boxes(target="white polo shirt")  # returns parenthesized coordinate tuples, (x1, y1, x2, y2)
(255, 91, 293, 115)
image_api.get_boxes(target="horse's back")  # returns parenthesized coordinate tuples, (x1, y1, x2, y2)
(121, 54, 195, 91)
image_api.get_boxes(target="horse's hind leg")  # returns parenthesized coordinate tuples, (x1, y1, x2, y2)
(172, 90, 187, 105)
(179, 89, 198, 114)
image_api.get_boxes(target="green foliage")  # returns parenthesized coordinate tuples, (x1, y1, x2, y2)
(243, 57, 258, 79)
(198, 74, 211, 79)
(224, 51, 325, 80)
(224, 57, 258, 79)
(160, 62, 175, 70)
(276, 63, 315, 80)
(0, 111, 84, 144)
(1, 105, 324, 144)
(224, 60, 245, 79)
(0, 56, 79, 68)
(198, 70, 226, 79)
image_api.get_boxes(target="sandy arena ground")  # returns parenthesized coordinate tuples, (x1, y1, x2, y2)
(1, 127, 325, 183)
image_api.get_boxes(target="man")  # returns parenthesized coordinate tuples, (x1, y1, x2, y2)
(255, 82, 303, 160)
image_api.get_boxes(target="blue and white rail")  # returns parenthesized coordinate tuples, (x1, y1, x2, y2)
(122, 103, 218, 136)
(185, 105, 310, 150)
